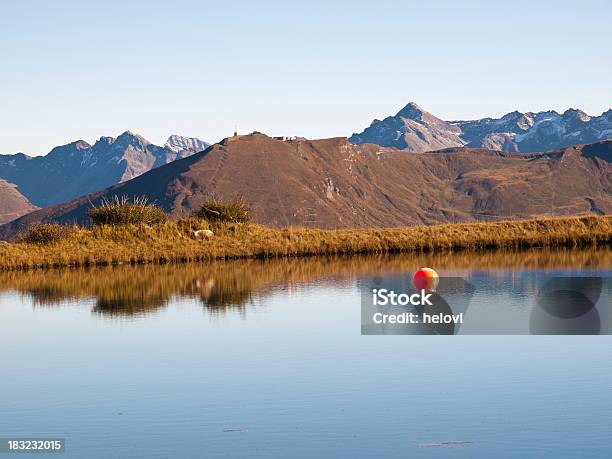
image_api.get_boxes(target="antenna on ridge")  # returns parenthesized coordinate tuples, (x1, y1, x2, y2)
(233, 124, 238, 137)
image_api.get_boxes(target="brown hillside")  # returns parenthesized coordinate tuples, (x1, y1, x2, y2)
(0, 179, 38, 225)
(0, 135, 610, 238)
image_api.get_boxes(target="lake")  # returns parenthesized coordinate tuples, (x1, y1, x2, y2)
(0, 248, 611, 458)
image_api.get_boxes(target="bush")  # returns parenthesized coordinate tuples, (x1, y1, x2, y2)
(22, 223, 75, 244)
(195, 198, 251, 223)
(88, 196, 167, 226)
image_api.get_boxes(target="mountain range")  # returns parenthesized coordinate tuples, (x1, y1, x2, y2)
(349, 102, 612, 153)
(1, 133, 610, 239)
(0, 133, 209, 224)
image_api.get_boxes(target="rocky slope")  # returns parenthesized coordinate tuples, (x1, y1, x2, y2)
(0, 179, 38, 225)
(350, 103, 612, 152)
(1, 134, 609, 239)
(0, 133, 209, 209)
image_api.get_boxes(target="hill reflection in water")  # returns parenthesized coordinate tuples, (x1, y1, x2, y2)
(0, 247, 609, 317)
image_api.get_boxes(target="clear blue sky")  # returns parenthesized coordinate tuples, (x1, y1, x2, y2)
(1, 0, 611, 155)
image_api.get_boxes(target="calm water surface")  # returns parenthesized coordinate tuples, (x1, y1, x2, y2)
(0, 249, 611, 458)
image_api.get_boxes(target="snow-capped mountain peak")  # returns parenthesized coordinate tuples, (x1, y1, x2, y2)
(0, 131, 211, 209)
(164, 135, 210, 154)
(396, 102, 428, 120)
(350, 103, 612, 153)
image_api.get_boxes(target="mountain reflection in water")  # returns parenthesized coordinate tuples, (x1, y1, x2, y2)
(0, 247, 609, 317)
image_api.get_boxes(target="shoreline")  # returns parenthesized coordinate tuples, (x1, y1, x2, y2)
(0, 215, 610, 271)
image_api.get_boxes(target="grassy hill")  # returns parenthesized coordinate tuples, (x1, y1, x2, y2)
(1, 135, 610, 240)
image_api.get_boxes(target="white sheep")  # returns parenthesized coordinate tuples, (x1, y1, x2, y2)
(191, 229, 214, 239)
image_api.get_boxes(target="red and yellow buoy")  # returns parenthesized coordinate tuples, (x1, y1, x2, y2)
(412, 267, 439, 291)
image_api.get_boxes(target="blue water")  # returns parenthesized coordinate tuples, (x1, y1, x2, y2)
(0, 255, 610, 458)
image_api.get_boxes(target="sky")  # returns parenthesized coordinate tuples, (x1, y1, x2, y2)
(1, 0, 611, 155)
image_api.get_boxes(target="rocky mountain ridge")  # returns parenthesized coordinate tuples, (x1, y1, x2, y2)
(0, 133, 209, 214)
(350, 102, 612, 152)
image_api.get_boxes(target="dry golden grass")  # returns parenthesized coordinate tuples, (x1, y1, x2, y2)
(0, 215, 610, 270)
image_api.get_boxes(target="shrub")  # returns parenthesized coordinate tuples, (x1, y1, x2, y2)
(22, 223, 75, 244)
(88, 196, 167, 226)
(195, 198, 251, 224)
